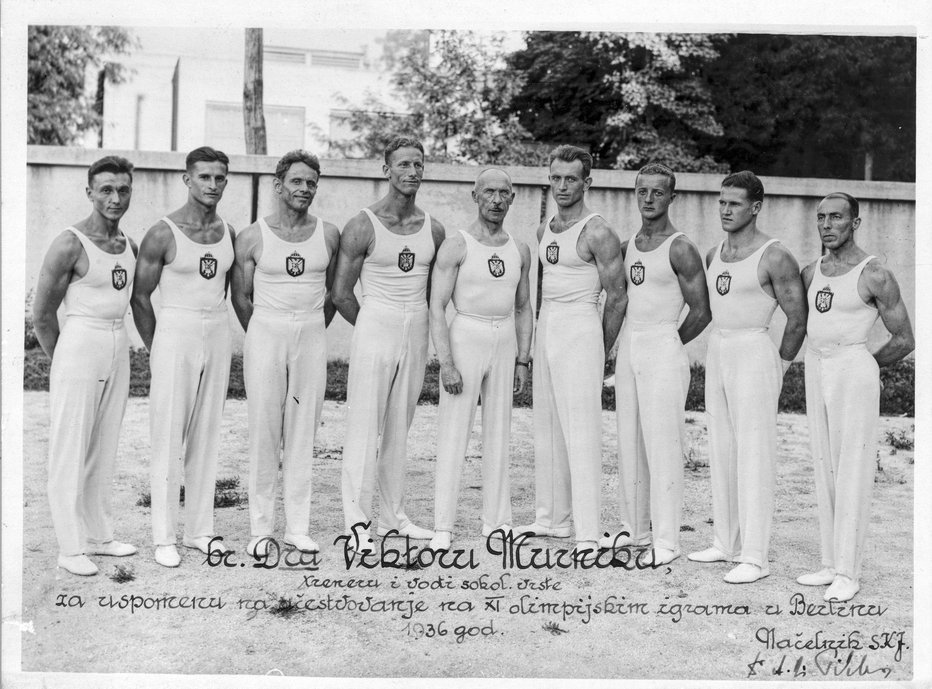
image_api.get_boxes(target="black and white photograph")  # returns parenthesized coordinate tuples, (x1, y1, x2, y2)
(2, 1, 928, 687)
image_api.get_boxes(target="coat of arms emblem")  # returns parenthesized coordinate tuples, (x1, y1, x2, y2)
(716, 271, 731, 296)
(199, 252, 218, 279)
(545, 241, 559, 265)
(111, 263, 127, 290)
(815, 286, 834, 313)
(286, 251, 305, 277)
(398, 246, 415, 272)
(630, 261, 645, 286)
(488, 253, 505, 278)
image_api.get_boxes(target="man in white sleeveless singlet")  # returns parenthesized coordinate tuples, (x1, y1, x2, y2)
(232, 150, 341, 558)
(132, 147, 237, 568)
(687, 171, 807, 584)
(602, 163, 711, 566)
(797, 193, 913, 602)
(427, 169, 533, 551)
(333, 136, 446, 553)
(515, 145, 627, 562)
(33, 156, 139, 576)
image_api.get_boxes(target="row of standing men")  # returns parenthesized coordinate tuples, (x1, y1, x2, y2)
(33, 139, 913, 605)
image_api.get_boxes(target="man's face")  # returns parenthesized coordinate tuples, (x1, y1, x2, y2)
(86, 172, 132, 222)
(384, 147, 424, 197)
(472, 173, 514, 225)
(548, 159, 590, 208)
(718, 186, 760, 233)
(184, 160, 228, 208)
(635, 173, 675, 220)
(816, 197, 860, 251)
(276, 162, 319, 212)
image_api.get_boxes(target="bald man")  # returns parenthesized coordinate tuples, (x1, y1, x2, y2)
(428, 169, 533, 551)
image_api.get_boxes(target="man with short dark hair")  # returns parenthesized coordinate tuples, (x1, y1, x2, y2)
(602, 162, 711, 566)
(132, 146, 236, 568)
(232, 150, 341, 557)
(333, 135, 446, 552)
(33, 156, 139, 576)
(516, 145, 627, 562)
(688, 170, 807, 584)
(796, 192, 913, 602)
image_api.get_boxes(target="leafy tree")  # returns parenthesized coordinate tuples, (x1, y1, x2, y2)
(331, 30, 540, 165)
(27, 25, 136, 145)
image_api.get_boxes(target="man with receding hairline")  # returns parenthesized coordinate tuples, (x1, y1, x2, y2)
(133, 146, 237, 568)
(428, 168, 533, 551)
(333, 136, 446, 553)
(796, 191, 913, 602)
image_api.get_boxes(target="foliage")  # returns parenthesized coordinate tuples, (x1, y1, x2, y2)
(27, 25, 136, 145)
(24, 291, 39, 350)
(505, 32, 729, 172)
(885, 427, 914, 452)
(331, 30, 541, 166)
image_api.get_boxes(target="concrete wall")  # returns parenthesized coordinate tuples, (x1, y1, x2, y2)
(25, 146, 915, 362)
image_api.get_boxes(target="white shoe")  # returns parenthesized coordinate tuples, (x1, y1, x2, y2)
(573, 541, 599, 565)
(154, 545, 180, 568)
(688, 546, 732, 563)
(796, 567, 835, 586)
(86, 540, 137, 557)
(246, 536, 272, 558)
(598, 532, 638, 550)
(481, 524, 512, 539)
(428, 531, 452, 551)
(283, 534, 319, 553)
(824, 575, 859, 602)
(724, 563, 769, 584)
(182, 536, 232, 555)
(652, 547, 680, 566)
(377, 523, 434, 540)
(58, 554, 98, 576)
(514, 522, 572, 538)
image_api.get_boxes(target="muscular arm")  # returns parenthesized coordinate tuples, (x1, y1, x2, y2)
(322, 222, 341, 327)
(764, 244, 807, 362)
(130, 222, 172, 351)
(425, 217, 447, 306)
(584, 218, 627, 355)
(671, 236, 711, 345)
(331, 214, 373, 326)
(428, 234, 465, 394)
(32, 232, 82, 359)
(231, 224, 260, 332)
(513, 241, 534, 394)
(863, 261, 914, 366)
(224, 224, 237, 299)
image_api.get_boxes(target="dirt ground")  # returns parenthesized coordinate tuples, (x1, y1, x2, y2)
(15, 391, 915, 680)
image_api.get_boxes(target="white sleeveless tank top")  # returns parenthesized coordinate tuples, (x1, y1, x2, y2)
(253, 217, 329, 312)
(807, 255, 878, 349)
(359, 208, 434, 305)
(707, 238, 779, 330)
(539, 213, 602, 305)
(452, 230, 521, 319)
(625, 232, 686, 325)
(158, 217, 233, 310)
(62, 226, 135, 320)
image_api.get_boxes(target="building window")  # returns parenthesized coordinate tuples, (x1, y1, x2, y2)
(205, 102, 306, 155)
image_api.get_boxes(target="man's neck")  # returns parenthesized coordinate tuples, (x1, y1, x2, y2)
(277, 204, 311, 231)
(723, 223, 760, 251)
(638, 214, 673, 238)
(377, 187, 419, 220)
(825, 239, 867, 266)
(84, 213, 121, 238)
(178, 198, 219, 228)
(554, 200, 589, 225)
(471, 217, 506, 242)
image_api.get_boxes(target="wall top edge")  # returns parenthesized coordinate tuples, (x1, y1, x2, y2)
(27, 146, 916, 201)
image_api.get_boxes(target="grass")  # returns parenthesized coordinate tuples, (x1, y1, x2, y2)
(135, 476, 246, 509)
(885, 426, 915, 452)
(108, 564, 136, 584)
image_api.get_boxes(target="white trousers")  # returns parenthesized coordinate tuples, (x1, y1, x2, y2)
(805, 345, 880, 580)
(532, 301, 604, 544)
(244, 308, 326, 537)
(48, 317, 129, 556)
(149, 306, 231, 545)
(705, 329, 781, 566)
(614, 323, 689, 552)
(434, 313, 516, 533)
(341, 302, 429, 533)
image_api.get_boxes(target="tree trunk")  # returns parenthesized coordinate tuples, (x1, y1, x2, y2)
(243, 28, 267, 155)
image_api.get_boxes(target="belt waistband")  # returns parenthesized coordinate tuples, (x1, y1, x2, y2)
(454, 310, 515, 325)
(807, 342, 869, 356)
(65, 315, 125, 329)
(627, 320, 678, 332)
(253, 305, 322, 318)
(713, 326, 769, 337)
(160, 304, 228, 315)
(361, 299, 427, 313)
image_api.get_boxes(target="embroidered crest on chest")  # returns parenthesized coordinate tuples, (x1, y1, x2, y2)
(545, 241, 559, 265)
(199, 252, 218, 279)
(488, 253, 505, 278)
(286, 251, 305, 277)
(815, 286, 834, 313)
(716, 271, 731, 296)
(111, 263, 127, 290)
(630, 260, 645, 286)
(398, 246, 415, 272)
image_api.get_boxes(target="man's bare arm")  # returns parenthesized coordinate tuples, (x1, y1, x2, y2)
(864, 261, 914, 367)
(428, 234, 465, 395)
(130, 222, 172, 351)
(231, 224, 260, 332)
(671, 236, 711, 345)
(331, 214, 373, 326)
(322, 222, 341, 327)
(224, 224, 237, 299)
(764, 244, 807, 363)
(513, 241, 534, 394)
(32, 232, 82, 359)
(585, 218, 627, 355)
(425, 217, 447, 306)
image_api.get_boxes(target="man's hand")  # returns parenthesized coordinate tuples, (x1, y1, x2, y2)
(513, 364, 528, 394)
(441, 363, 463, 395)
